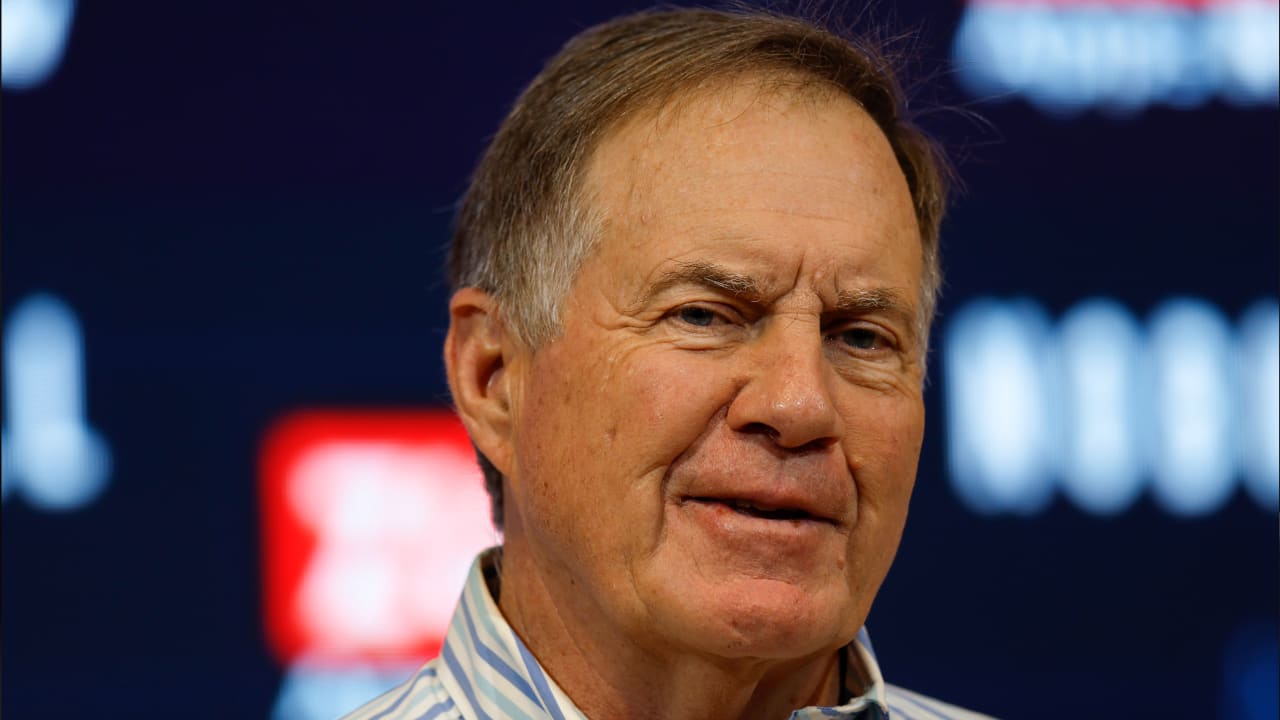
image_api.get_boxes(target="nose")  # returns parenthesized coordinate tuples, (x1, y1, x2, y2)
(726, 321, 842, 451)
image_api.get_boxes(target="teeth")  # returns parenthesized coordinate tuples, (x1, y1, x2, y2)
(725, 499, 807, 520)
(693, 497, 815, 521)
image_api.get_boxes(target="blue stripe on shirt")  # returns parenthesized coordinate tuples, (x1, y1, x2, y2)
(367, 665, 439, 720)
(415, 696, 455, 720)
(459, 590, 542, 706)
(443, 639, 494, 720)
(514, 634, 569, 720)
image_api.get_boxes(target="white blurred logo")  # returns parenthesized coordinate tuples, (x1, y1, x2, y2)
(945, 296, 1279, 516)
(2, 293, 112, 511)
(1, 0, 76, 91)
(952, 0, 1280, 113)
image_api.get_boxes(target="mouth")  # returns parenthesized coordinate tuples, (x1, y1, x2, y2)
(685, 496, 834, 524)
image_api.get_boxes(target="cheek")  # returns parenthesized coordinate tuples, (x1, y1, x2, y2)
(514, 345, 709, 500)
(842, 392, 924, 507)
(840, 398, 922, 597)
(512, 352, 613, 513)
(615, 352, 737, 459)
(512, 346, 736, 565)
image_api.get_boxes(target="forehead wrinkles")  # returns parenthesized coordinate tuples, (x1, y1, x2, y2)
(588, 84, 906, 237)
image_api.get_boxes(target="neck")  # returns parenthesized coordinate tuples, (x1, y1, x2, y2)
(496, 543, 847, 720)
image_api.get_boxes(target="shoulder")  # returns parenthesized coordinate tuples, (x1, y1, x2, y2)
(339, 660, 459, 720)
(883, 683, 999, 720)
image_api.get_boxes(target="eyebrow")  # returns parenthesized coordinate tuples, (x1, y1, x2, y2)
(835, 287, 911, 316)
(640, 261, 766, 306)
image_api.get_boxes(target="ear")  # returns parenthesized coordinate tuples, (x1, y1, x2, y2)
(444, 288, 520, 478)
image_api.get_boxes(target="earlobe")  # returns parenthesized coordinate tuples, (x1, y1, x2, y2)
(444, 288, 518, 477)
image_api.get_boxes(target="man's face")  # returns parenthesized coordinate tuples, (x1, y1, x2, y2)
(499, 80, 925, 663)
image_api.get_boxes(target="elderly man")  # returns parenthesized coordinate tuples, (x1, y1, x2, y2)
(347, 6, 990, 720)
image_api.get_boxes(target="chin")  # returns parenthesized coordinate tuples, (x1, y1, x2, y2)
(656, 574, 856, 660)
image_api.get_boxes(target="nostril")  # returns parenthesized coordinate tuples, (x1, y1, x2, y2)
(738, 421, 778, 439)
(792, 436, 837, 454)
(735, 421, 834, 454)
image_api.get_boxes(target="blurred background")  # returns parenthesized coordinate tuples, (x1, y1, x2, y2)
(2, 0, 1276, 718)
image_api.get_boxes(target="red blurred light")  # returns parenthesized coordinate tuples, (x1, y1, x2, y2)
(260, 410, 495, 666)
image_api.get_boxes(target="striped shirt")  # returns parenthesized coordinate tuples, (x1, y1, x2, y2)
(342, 549, 994, 720)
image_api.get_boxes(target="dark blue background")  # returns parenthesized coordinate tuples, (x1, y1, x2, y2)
(3, 2, 1277, 718)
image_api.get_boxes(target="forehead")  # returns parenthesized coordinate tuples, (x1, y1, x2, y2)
(580, 77, 922, 299)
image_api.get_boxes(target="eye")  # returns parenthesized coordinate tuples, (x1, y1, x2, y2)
(831, 326, 890, 352)
(674, 305, 723, 327)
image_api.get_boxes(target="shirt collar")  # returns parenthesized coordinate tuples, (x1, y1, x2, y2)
(436, 548, 890, 720)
